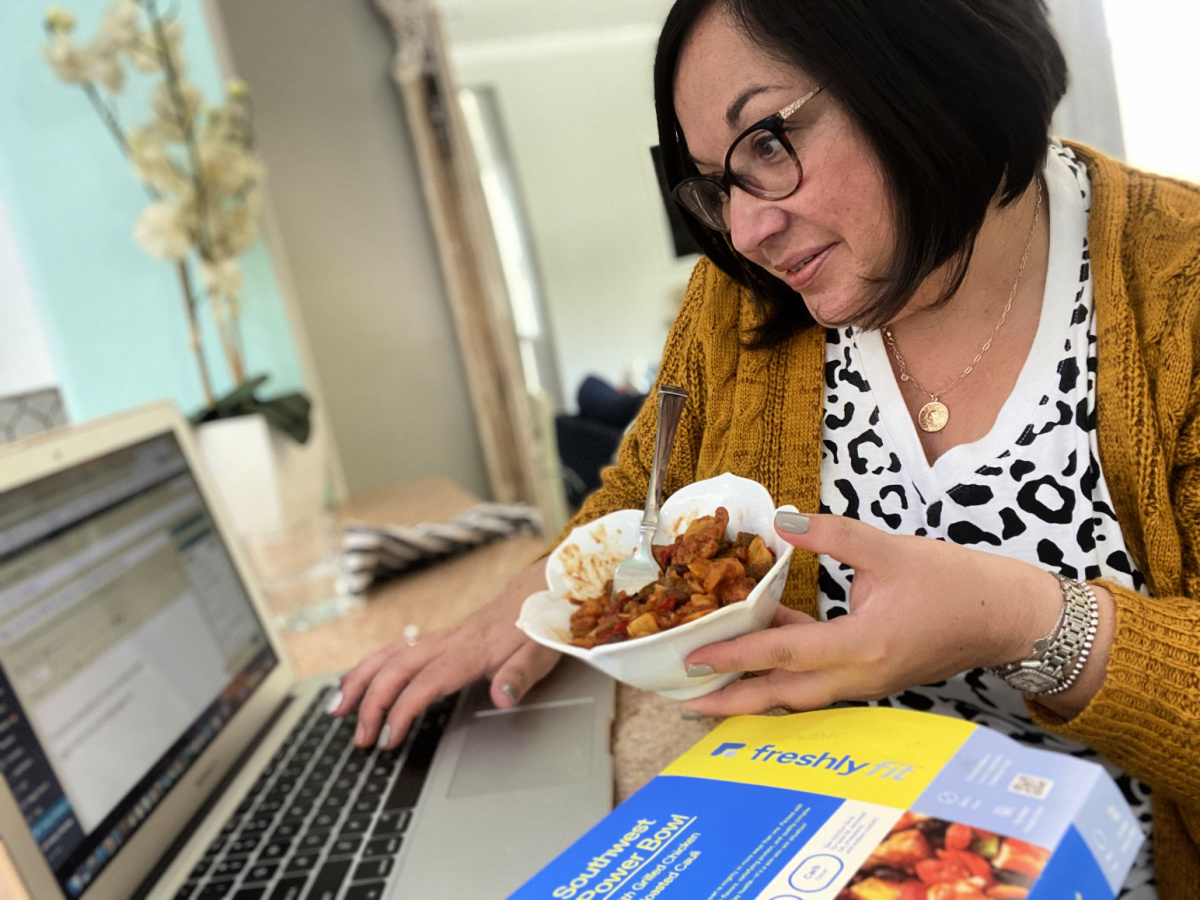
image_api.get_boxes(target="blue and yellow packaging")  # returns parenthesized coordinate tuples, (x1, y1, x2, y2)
(510, 707, 1143, 899)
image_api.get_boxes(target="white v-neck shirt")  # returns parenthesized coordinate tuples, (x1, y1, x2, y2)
(818, 143, 1154, 896)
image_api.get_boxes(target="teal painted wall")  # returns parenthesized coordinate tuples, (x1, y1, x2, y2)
(0, 2, 306, 422)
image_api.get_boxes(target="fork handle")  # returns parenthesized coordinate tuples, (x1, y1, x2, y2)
(642, 385, 689, 534)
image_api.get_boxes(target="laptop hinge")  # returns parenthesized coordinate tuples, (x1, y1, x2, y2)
(131, 694, 298, 900)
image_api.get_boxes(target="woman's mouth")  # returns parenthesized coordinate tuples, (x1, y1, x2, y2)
(779, 244, 835, 291)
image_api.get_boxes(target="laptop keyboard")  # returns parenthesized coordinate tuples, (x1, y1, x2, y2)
(171, 688, 456, 900)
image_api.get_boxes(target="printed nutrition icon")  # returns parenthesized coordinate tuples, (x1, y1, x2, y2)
(835, 812, 1051, 900)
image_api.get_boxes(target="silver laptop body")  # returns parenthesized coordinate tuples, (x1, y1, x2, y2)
(0, 401, 613, 900)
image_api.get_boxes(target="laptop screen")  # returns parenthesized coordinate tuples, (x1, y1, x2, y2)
(0, 432, 278, 897)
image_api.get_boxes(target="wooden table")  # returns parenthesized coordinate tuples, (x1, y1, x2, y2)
(0, 478, 715, 898)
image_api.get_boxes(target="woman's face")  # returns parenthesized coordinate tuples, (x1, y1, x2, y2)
(674, 12, 895, 326)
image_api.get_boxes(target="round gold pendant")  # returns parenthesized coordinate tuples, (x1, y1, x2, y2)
(918, 401, 950, 433)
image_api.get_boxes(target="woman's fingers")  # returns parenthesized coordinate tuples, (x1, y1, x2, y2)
(332, 643, 398, 718)
(681, 668, 842, 718)
(354, 643, 447, 748)
(771, 605, 816, 627)
(686, 614, 856, 677)
(489, 643, 562, 708)
(774, 511, 887, 570)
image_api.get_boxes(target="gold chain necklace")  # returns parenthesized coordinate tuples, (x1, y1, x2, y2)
(883, 179, 1043, 433)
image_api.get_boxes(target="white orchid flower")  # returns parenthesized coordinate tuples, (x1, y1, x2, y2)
(200, 258, 244, 298)
(42, 33, 90, 83)
(134, 200, 192, 260)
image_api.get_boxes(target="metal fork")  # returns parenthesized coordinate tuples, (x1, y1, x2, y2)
(610, 385, 689, 599)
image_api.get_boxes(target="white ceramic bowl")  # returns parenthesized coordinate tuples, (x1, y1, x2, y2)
(517, 473, 796, 700)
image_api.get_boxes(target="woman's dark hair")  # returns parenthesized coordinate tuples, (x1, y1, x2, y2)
(654, 0, 1068, 344)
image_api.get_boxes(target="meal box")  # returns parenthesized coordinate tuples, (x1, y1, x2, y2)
(509, 706, 1143, 899)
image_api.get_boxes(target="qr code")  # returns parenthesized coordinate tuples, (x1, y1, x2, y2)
(1008, 774, 1053, 799)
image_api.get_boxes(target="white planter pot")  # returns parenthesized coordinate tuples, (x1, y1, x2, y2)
(194, 412, 327, 539)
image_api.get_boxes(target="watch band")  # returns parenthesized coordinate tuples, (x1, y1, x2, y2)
(989, 574, 1099, 696)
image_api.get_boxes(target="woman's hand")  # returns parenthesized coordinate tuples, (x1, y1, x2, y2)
(328, 558, 560, 750)
(679, 511, 1067, 718)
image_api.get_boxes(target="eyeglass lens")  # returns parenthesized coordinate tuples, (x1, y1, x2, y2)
(676, 125, 801, 231)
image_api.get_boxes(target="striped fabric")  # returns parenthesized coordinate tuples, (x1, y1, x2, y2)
(339, 503, 541, 594)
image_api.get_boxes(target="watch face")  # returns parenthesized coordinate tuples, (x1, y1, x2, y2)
(1007, 668, 1059, 694)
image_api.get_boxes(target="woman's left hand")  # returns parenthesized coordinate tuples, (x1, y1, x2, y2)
(679, 511, 1066, 717)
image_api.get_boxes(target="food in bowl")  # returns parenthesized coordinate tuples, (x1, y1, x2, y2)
(567, 506, 777, 648)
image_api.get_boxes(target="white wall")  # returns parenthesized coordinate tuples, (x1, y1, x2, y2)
(443, 1, 695, 409)
(1102, 0, 1200, 182)
(0, 193, 59, 398)
(211, 0, 490, 498)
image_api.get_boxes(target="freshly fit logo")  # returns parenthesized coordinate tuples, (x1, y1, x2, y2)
(711, 741, 915, 780)
(710, 742, 746, 758)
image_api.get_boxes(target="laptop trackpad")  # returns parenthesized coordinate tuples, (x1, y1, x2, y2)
(446, 701, 596, 798)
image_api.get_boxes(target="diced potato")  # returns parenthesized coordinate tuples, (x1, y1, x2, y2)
(626, 613, 660, 638)
(747, 535, 774, 570)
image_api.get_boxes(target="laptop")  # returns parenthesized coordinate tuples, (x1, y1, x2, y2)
(0, 400, 614, 900)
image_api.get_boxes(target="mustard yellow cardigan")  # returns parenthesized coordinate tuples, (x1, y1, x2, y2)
(567, 144, 1200, 893)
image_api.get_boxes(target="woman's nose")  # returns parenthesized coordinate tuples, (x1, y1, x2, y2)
(727, 186, 788, 256)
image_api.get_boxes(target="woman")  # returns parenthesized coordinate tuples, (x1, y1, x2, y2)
(332, 1, 1200, 893)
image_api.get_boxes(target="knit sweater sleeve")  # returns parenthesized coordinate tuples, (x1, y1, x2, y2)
(1030, 397, 1200, 802)
(1027, 179, 1200, 802)
(553, 258, 719, 543)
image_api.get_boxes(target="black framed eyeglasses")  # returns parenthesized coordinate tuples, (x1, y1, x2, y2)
(672, 84, 824, 232)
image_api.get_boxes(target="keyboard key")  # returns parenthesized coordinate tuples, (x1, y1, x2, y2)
(358, 780, 387, 798)
(243, 862, 279, 884)
(259, 841, 290, 862)
(214, 857, 247, 878)
(270, 823, 300, 841)
(240, 817, 274, 835)
(232, 888, 266, 900)
(285, 852, 320, 873)
(189, 859, 212, 879)
(364, 835, 402, 859)
(227, 835, 262, 857)
(320, 793, 350, 811)
(282, 802, 312, 820)
(267, 875, 309, 900)
(299, 831, 331, 852)
(352, 795, 381, 815)
(174, 882, 199, 900)
(307, 859, 352, 900)
(353, 857, 393, 882)
(310, 811, 338, 831)
(372, 810, 411, 837)
(196, 880, 237, 899)
(329, 835, 362, 858)
(344, 882, 387, 900)
(339, 814, 372, 837)
(382, 708, 448, 811)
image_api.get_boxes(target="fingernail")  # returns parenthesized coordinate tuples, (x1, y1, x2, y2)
(354, 722, 365, 746)
(325, 689, 343, 716)
(687, 664, 714, 678)
(375, 724, 391, 750)
(775, 510, 811, 534)
(500, 683, 519, 705)
(681, 710, 705, 721)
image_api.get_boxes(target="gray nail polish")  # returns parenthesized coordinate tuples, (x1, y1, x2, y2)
(681, 710, 705, 721)
(500, 683, 519, 705)
(324, 689, 343, 716)
(775, 510, 811, 534)
(375, 724, 391, 750)
(687, 664, 715, 678)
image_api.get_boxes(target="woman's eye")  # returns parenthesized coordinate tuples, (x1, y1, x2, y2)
(749, 131, 785, 160)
